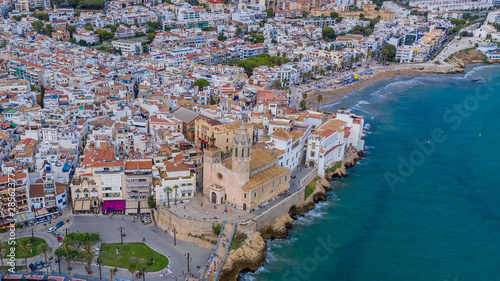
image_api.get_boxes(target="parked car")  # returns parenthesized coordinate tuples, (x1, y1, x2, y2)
(52, 231, 60, 237)
(48, 226, 57, 233)
(35, 261, 43, 269)
(56, 221, 64, 228)
(47, 216, 51, 221)
(51, 215, 57, 219)
(29, 263, 37, 271)
(42, 261, 48, 267)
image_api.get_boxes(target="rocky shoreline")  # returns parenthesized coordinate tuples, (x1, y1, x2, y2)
(219, 149, 364, 281)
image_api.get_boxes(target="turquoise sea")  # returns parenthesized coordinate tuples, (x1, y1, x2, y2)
(244, 65, 500, 281)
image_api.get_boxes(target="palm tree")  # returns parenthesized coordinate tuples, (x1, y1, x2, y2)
(19, 239, 31, 273)
(110, 268, 114, 281)
(60, 236, 75, 276)
(173, 184, 179, 205)
(79, 243, 96, 279)
(317, 95, 323, 108)
(0, 241, 8, 273)
(302, 93, 308, 100)
(128, 262, 138, 280)
(38, 242, 53, 274)
(299, 100, 307, 111)
(333, 64, 338, 71)
(163, 186, 173, 208)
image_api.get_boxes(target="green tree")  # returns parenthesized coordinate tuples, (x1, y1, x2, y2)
(173, 184, 179, 205)
(128, 262, 138, 279)
(79, 243, 96, 279)
(217, 32, 227, 42)
(38, 243, 53, 274)
(212, 224, 222, 235)
(163, 186, 172, 208)
(322, 27, 336, 40)
(85, 25, 94, 31)
(380, 43, 396, 62)
(147, 32, 156, 42)
(32, 21, 44, 33)
(359, 13, 365, 19)
(300, 100, 307, 111)
(67, 24, 76, 37)
(302, 93, 308, 100)
(264, 8, 274, 18)
(330, 12, 339, 20)
(235, 27, 242, 36)
(193, 79, 210, 91)
(19, 239, 31, 272)
(60, 236, 76, 276)
(33, 12, 49, 21)
(317, 94, 323, 108)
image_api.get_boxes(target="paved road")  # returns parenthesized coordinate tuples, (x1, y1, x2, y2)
(2, 214, 210, 281)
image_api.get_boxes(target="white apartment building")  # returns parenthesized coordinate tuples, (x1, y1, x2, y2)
(112, 39, 143, 55)
(306, 110, 364, 176)
(487, 11, 500, 24)
(156, 162, 196, 205)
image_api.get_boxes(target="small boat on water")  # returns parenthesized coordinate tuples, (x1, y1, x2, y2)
(470, 78, 484, 83)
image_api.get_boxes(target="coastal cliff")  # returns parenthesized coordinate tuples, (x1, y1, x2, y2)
(219, 232, 267, 281)
(219, 146, 364, 280)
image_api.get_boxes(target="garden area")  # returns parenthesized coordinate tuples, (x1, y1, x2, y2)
(305, 177, 319, 200)
(4, 237, 47, 259)
(98, 243, 168, 272)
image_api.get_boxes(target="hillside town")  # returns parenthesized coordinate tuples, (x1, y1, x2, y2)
(0, 0, 500, 279)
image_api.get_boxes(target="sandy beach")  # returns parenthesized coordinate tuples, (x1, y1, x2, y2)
(289, 62, 463, 111)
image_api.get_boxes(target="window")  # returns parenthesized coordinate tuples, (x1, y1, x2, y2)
(244, 193, 247, 199)
(310, 151, 315, 157)
(188, 193, 191, 197)
(279, 179, 282, 184)
(254, 192, 256, 198)
(272, 182, 275, 188)
(285, 176, 288, 181)
(235, 147, 238, 157)
(261, 188, 264, 194)
(241, 148, 245, 157)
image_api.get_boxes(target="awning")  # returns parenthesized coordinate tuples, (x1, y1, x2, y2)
(140, 201, 149, 209)
(82, 200, 91, 211)
(74, 200, 83, 211)
(126, 201, 138, 209)
(102, 200, 126, 211)
(13, 211, 35, 222)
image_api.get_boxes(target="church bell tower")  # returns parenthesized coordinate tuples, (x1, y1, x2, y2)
(232, 122, 251, 185)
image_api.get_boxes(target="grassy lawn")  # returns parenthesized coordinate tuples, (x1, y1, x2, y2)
(98, 243, 168, 272)
(4, 237, 47, 259)
(304, 177, 319, 200)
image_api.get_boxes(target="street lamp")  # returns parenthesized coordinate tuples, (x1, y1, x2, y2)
(173, 229, 177, 246)
(56, 256, 61, 274)
(119, 227, 124, 244)
(98, 260, 102, 280)
(142, 268, 146, 281)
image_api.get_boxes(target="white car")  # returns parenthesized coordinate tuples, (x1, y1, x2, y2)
(48, 226, 57, 233)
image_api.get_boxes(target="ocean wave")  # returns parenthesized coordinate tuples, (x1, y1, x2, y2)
(364, 123, 371, 130)
(351, 106, 372, 115)
(358, 100, 370, 105)
(464, 70, 476, 79)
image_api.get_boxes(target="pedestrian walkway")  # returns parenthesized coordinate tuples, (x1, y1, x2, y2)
(200, 219, 234, 281)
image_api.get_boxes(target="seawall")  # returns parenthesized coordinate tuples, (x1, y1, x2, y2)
(219, 149, 364, 281)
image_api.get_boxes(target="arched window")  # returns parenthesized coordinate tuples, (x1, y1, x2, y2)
(241, 148, 245, 158)
(244, 193, 247, 199)
(235, 147, 238, 157)
(247, 148, 250, 157)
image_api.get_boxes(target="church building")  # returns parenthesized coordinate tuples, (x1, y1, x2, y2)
(203, 123, 291, 212)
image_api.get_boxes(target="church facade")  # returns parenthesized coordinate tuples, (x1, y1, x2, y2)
(203, 123, 291, 212)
